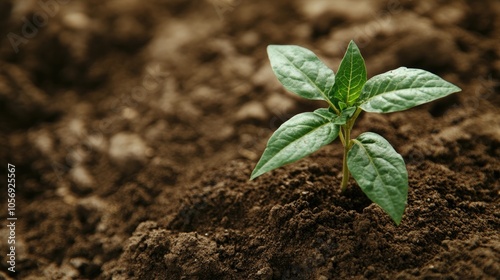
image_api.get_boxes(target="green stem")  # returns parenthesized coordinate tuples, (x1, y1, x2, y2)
(338, 130, 345, 146)
(340, 108, 362, 192)
(341, 126, 350, 191)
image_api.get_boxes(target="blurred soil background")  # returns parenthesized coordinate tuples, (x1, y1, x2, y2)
(0, 0, 499, 279)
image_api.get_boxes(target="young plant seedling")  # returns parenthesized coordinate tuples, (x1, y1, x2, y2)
(250, 41, 461, 224)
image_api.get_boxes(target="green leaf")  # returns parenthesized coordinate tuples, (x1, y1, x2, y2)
(331, 106, 357, 125)
(251, 109, 338, 180)
(347, 132, 408, 224)
(331, 40, 367, 106)
(359, 67, 462, 113)
(267, 45, 335, 101)
(312, 107, 335, 120)
(338, 101, 347, 110)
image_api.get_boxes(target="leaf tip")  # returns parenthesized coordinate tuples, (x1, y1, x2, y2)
(249, 171, 258, 181)
(250, 167, 264, 181)
(266, 44, 277, 54)
(391, 214, 403, 226)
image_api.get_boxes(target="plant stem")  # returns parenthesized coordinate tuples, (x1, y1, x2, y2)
(340, 108, 362, 192)
(338, 130, 345, 146)
(341, 126, 350, 191)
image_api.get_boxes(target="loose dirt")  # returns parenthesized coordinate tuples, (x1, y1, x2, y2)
(0, 0, 499, 279)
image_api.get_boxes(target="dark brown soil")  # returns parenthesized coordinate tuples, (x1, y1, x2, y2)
(1, 0, 499, 279)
